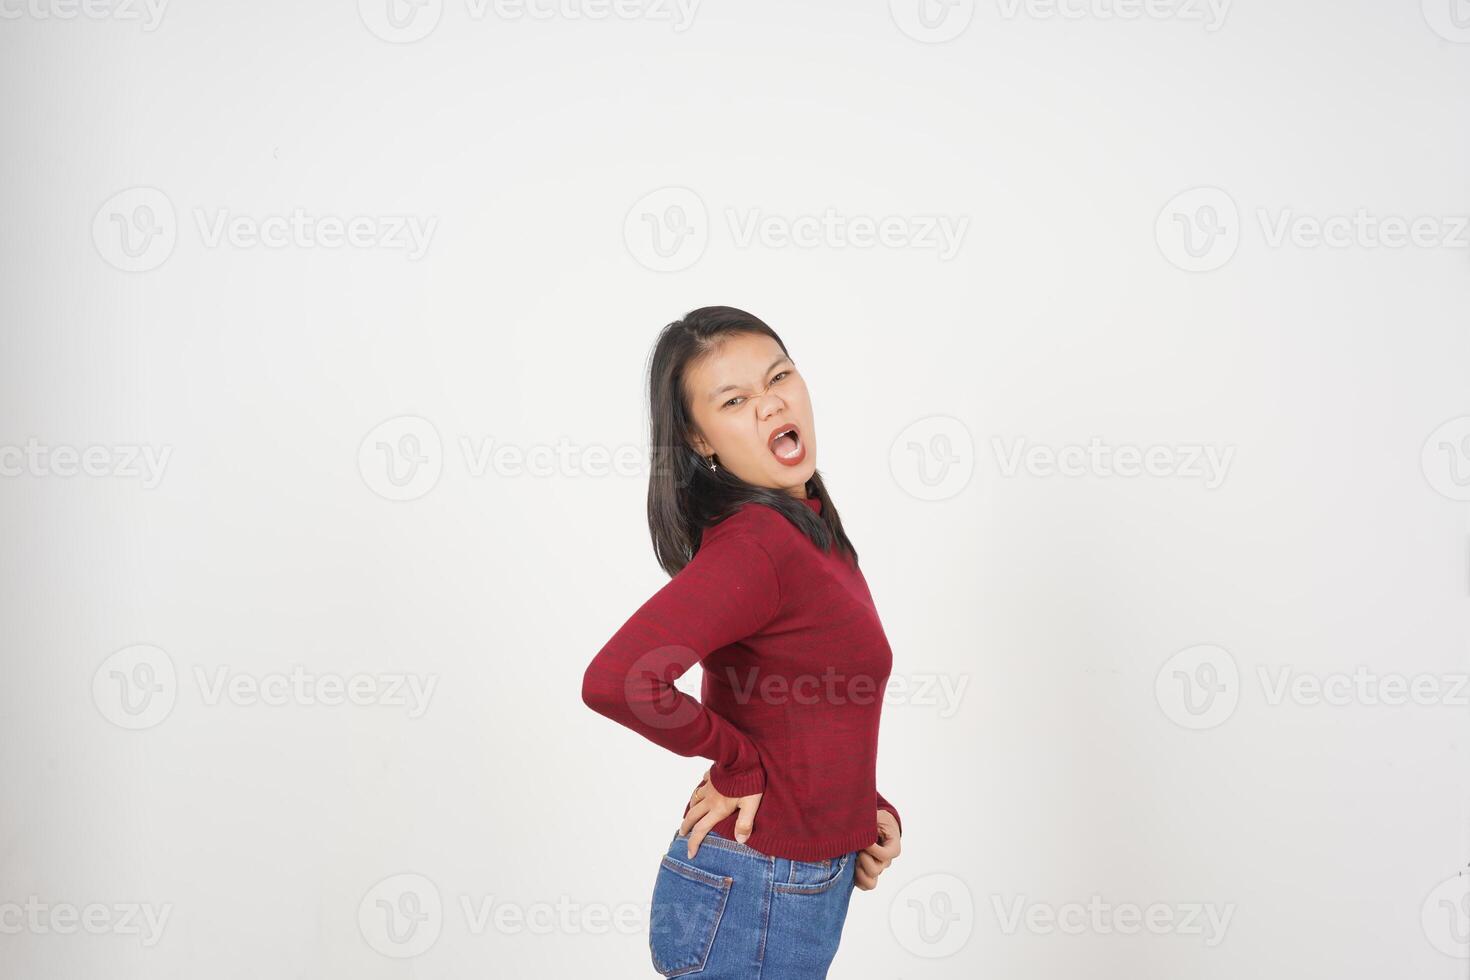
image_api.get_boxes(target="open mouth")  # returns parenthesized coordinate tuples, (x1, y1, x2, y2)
(767, 423, 806, 466)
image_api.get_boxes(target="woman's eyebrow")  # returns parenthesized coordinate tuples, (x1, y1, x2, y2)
(708, 356, 792, 402)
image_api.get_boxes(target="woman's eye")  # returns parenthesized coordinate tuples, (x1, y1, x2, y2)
(724, 371, 790, 408)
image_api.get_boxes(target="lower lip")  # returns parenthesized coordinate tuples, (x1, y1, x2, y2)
(771, 433, 806, 467)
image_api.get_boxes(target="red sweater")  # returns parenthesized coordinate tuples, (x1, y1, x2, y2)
(581, 494, 901, 861)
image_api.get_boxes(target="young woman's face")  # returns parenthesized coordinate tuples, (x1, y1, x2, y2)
(684, 332, 816, 498)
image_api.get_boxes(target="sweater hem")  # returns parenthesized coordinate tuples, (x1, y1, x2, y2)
(709, 765, 765, 798)
(740, 825, 880, 862)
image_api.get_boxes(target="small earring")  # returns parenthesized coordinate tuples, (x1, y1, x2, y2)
(707, 455, 718, 472)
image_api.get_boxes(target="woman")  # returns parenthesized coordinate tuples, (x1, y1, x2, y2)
(581, 305, 904, 978)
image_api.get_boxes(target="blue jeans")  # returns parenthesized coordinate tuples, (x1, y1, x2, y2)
(647, 828, 858, 978)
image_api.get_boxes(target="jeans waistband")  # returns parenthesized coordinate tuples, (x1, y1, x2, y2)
(670, 827, 771, 860)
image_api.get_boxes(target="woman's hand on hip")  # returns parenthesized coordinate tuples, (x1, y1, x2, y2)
(854, 808, 901, 891)
(680, 766, 762, 860)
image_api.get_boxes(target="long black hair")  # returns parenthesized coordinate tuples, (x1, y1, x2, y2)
(645, 305, 859, 577)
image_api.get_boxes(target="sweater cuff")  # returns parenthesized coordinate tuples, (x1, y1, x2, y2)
(709, 763, 765, 799)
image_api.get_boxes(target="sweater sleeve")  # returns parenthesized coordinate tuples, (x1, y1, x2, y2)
(581, 529, 781, 799)
(876, 789, 903, 838)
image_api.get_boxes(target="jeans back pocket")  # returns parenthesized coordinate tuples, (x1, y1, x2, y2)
(649, 854, 733, 976)
(773, 851, 853, 895)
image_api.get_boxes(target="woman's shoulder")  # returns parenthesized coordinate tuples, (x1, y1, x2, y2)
(703, 500, 811, 561)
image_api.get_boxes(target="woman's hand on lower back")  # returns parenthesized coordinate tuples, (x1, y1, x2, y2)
(854, 809, 901, 890)
(681, 766, 762, 859)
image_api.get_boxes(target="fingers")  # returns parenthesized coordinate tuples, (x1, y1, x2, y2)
(854, 814, 902, 892)
(679, 797, 708, 838)
(681, 769, 719, 833)
(680, 778, 763, 858)
(863, 837, 899, 862)
(685, 768, 714, 812)
(857, 850, 887, 878)
(686, 811, 722, 860)
(854, 849, 892, 891)
(732, 795, 761, 844)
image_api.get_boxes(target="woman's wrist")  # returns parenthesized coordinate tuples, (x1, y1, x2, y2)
(709, 762, 765, 798)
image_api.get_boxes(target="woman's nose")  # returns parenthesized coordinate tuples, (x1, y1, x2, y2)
(756, 395, 786, 418)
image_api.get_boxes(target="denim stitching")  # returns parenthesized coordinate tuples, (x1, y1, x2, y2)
(785, 857, 830, 884)
(771, 851, 851, 895)
(673, 831, 768, 860)
(755, 850, 772, 979)
(650, 856, 733, 977)
(659, 854, 732, 890)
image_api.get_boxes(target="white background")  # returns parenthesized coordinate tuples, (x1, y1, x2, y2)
(2, 0, 1468, 976)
